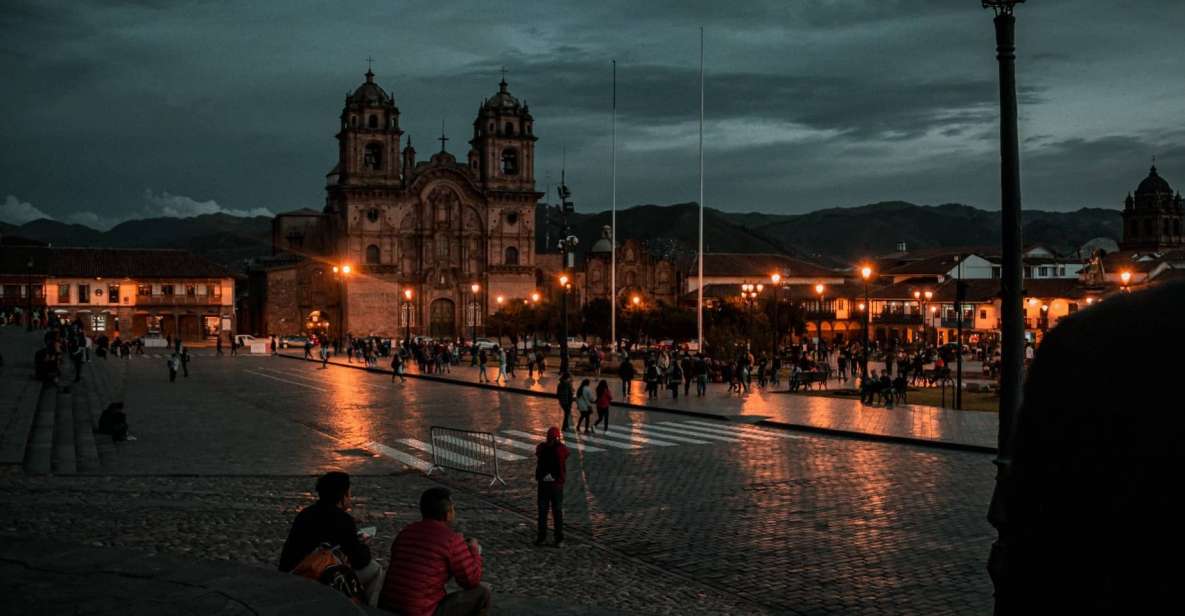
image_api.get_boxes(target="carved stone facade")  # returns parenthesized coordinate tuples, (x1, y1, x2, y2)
(582, 226, 681, 306)
(258, 69, 541, 338)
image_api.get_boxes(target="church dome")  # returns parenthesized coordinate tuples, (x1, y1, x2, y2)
(589, 225, 613, 254)
(1136, 165, 1173, 197)
(349, 69, 392, 106)
(484, 79, 521, 110)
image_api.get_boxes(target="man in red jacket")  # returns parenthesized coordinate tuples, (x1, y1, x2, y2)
(535, 426, 570, 547)
(379, 487, 490, 616)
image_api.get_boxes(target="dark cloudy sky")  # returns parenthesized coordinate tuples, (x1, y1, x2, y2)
(2, 0, 1183, 229)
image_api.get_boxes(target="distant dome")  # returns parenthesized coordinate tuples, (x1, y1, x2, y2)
(590, 225, 613, 254)
(1135, 165, 1173, 198)
(484, 79, 521, 110)
(1078, 237, 1119, 259)
(350, 70, 392, 106)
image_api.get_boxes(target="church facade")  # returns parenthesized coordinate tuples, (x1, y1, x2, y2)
(257, 69, 541, 339)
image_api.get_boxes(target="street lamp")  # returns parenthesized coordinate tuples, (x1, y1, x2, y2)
(469, 283, 481, 365)
(559, 274, 572, 373)
(26, 258, 35, 331)
(402, 288, 413, 348)
(814, 283, 826, 360)
(860, 265, 873, 378)
(1120, 270, 1132, 292)
(332, 264, 351, 347)
(769, 272, 790, 360)
(740, 283, 761, 351)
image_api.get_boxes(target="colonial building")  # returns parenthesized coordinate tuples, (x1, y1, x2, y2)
(0, 244, 234, 341)
(256, 69, 541, 339)
(581, 226, 681, 306)
(1121, 164, 1184, 251)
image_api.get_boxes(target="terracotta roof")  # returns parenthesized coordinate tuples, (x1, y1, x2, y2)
(695, 253, 840, 279)
(882, 254, 965, 276)
(869, 277, 1097, 303)
(0, 247, 230, 279)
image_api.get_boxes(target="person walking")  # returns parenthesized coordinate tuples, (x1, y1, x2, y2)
(667, 360, 683, 399)
(694, 353, 708, 397)
(230, 335, 238, 356)
(180, 345, 190, 377)
(506, 346, 517, 378)
(575, 379, 594, 434)
(216, 335, 223, 357)
(681, 353, 693, 396)
(319, 342, 329, 369)
(535, 427, 569, 547)
(644, 360, 659, 399)
(391, 350, 406, 383)
(556, 373, 574, 432)
(618, 356, 635, 398)
(70, 335, 84, 383)
(477, 349, 488, 383)
(494, 346, 506, 384)
(167, 353, 179, 382)
(594, 379, 612, 432)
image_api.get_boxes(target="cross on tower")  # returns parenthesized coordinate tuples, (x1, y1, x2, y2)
(500, 66, 507, 83)
(367, 56, 374, 71)
(438, 119, 449, 152)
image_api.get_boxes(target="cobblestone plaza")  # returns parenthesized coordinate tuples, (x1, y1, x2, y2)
(0, 332, 995, 614)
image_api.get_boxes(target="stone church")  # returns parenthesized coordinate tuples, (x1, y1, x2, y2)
(256, 69, 541, 339)
(1120, 164, 1184, 251)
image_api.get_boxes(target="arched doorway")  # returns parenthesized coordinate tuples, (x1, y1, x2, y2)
(429, 299, 456, 338)
(305, 310, 330, 339)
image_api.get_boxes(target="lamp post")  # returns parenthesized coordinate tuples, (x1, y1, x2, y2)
(1120, 270, 1132, 292)
(468, 282, 481, 365)
(331, 264, 351, 348)
(26, 258, 35, 331)
(402, 288, 413, 349)
(559, 274, 571, 374)
(740, 283, 761, 351)
(985, 2, 1027, 610)
(530, 291, 541, 351)
(861, 265, 872, 379)
(770, 273, 783, 360)
(814, 283, 826, 361)
(630, 295, 642, 350)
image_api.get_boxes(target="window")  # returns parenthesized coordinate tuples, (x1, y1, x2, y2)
(210, 283, 222, 298)
(504, 246, 519, 265)
(30, 285, 42, 299)
(137, 284, 152, 296)
(991, 266, 1001, 279)
(500, 148, 518, 176)
(1038, 266, 1050, 277)
(364, 143, 383, 170)
(78, 284, 90, 304)
(979, 309, 988, 320)
(366, 244, 380, 264)
(350, 115, 358, 127)
(1058, 266, 1066, 276)
(436, 237, 450, 259)
(1068, 302, 1079, 313)
(504, 122, 514, 135)
(162, 284, 175, 296)
(185, 284, 197, 297)
(108, 285, 119, 303)
(368, 114, 378, 129)
(92, 314, 106, 332)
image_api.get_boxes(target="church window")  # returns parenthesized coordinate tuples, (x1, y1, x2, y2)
(368, 115, 378, 129)
(364, 143, 383, 170)
(366, 208, 379, 222)
(504, 122, 514, 136)
(366, 244, 380, 264)
(436, 236, 450, 259)
(505, 246, 519, 266)
(500, 148, 519, 176)
(506, 212, 518, 225)
(350, 115, 358, 127)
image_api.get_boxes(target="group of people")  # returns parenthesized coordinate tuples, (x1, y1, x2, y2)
(555, 374, 612, 433)
(281, 426, 571, 615)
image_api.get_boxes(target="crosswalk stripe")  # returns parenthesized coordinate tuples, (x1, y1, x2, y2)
(398, 438, 481, 466)
(635, 423, 742, 443)
(365, 441, 432, 471)
(684, 420, 804, 440)
(436, 434, 526, 461)
(528, 428, 648, 449)
(657, 421, 773, 441)
(608, 425, 710, 445)
(591, 428, 679, 446)
(493, 436, 541, 453)
(503, 430, 614, 451)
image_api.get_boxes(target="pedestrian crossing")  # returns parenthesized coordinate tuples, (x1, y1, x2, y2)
(361, 420, 803, 473)
(106, 352, 270, 360)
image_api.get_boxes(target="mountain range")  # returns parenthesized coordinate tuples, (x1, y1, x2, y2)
(2, 202, 1121, 271)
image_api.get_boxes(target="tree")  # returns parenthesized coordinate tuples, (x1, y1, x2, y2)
(581, 298, 611, 341)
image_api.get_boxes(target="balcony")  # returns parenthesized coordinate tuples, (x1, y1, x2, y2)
(803, 310, 837, 320)
(135, 294, 224, 307)
(873, 312, 922, 325)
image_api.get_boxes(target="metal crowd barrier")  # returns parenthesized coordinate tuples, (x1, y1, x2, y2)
(427, 426, 507, 486)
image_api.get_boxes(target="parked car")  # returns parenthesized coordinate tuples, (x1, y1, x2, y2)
(279, 335, 309, 349)
(566, 337, 585, 350)
(472, 337, 499, 350)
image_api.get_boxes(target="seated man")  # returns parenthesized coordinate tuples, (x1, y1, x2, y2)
(381, 487, 489, 616)
(278, 472, 382, 606)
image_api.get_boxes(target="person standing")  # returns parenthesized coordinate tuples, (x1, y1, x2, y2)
(230, 335, 238, 356)
(70, 335, 85, 383)
(618, 356, 635, 398)
(575, 379, 594, 434)
(180, 345, 190, 377)
(506, 345, 517, 378)
(167, 353, 179, 382)
(477, 349, 488, 383)
(320, 341, 330, 369)
(667, 360, 683, 399)
(556, 373, 574, 432)
(494, 346, 506, 384)
(644, 360, 659, 399)
(391, 350, 406, 383)
(694, 353, 708, 397)
(594, 379, 612, 432)
(216, 334, 223, 357)
(535, 427, 569, 547)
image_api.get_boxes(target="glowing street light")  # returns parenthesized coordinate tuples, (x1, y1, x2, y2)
(860, 264, 873, 378)
(402, 287, 414, 347)
(496, 295, 505, 305)
(468, 283, 481, 364)
(631, 295, 641, 306)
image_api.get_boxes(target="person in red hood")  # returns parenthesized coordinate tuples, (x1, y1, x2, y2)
(535, 426, 570, 547)
(379, 487, 489, 616)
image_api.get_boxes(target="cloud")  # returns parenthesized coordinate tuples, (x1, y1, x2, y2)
(0, 195, 52, 225)
(140, 189, 274, 219)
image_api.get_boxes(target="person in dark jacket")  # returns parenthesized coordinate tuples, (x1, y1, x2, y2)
(618, 357, 636, 397)
(380, 488, 489, 616)
(556, 372, 574, 432)
(988, 282, 1185, 615)
(279, 472, 383, 606)
(535, 427, 570, 547)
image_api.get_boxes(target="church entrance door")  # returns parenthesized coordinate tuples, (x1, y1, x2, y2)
(429, 299, 456, 339)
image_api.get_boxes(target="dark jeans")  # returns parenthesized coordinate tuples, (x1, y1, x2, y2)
(561, 402, 573, 431)
(537, 483, 564, 543)
(621, 378, 631, 397)
(434, 583, 492, 616)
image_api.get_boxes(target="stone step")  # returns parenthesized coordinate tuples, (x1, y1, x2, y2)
(85, 362, 119, 469)
(0, 379, 40, 467)
(51, 387, 76, 475)
(23, 383, 55, 475)
(73, 379, 101, 473)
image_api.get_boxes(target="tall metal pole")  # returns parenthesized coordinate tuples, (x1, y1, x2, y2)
(696, 27, 705, 353)
(862, 280, 870, 379)
(610, 59, 617, 354)
(985, 3, 1025, 614)
(560, 285, 569, 374)
(955, 256, 965, 410)
(26, 259, 35, 331)
(771, 285, 779, 360)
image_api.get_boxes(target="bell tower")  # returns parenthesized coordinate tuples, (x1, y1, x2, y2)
(469, 76, 536, 193)
(336, 68, 403, 187)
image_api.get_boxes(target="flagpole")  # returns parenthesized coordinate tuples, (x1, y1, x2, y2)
(697, 27, 705, 353)
(610, 60, 617, 355)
